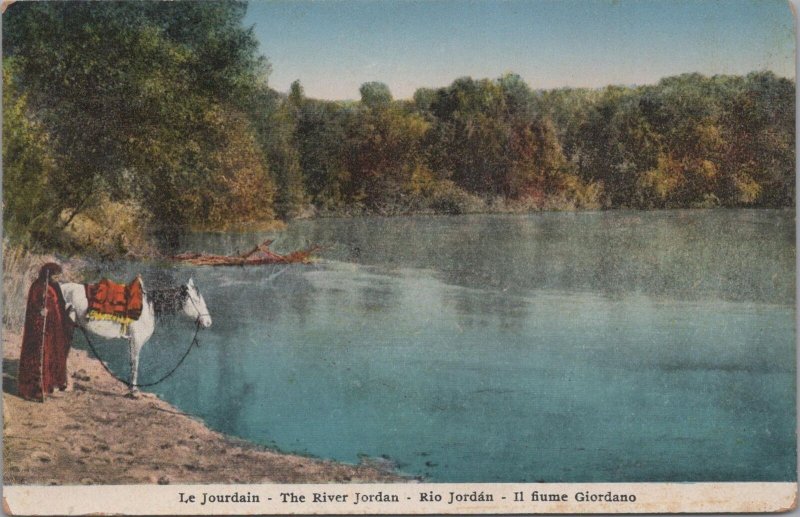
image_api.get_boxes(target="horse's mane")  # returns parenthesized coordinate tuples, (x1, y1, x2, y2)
(148, 285, 189, 319)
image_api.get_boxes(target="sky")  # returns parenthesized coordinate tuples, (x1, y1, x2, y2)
(243, 0, 796, 100)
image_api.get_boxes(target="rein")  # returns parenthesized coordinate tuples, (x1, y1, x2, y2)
(77, 288, 205, 390)
(186, 290, 211, 323)
(78, 321, 201, 389)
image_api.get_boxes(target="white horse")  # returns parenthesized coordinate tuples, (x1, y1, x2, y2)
(60, 277, 212, 396)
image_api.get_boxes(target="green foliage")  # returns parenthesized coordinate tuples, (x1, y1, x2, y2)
(293, 98, 352, 210)
(284, 74, 615, 215)
(3, 0, 273, 250)
(344, 85, 431, 210)
(62, 195, 157, 258)
(537, 72, 794, 209)
(418, 75, 596, 206)
(2, 60, 60, 249)
(2, 0, 794, 257)
(359, 82, 393, 108)
(242, 84, 304, 219)
(425, 181, 486, 215)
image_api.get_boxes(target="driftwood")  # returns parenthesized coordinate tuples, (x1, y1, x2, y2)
(172, 240, 319, 266)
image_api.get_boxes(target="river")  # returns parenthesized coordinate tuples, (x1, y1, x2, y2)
(83, 209, 796, 482)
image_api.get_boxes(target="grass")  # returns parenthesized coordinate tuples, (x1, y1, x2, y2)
(188, 219, 287, 233)
(62, 197, 158, 259)
(2, 241, 85, 331)
(2, 242, 42, 330)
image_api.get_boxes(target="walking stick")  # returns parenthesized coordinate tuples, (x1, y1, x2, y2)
(38, 269, 50, 401)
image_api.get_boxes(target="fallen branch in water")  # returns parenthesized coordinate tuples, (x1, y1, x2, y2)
(172, 240, 319, 266)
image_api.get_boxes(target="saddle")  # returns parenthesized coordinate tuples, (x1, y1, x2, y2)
(85, 277, 144, 325)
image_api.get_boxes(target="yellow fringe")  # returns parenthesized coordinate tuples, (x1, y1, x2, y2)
(87, 310, 134, 336)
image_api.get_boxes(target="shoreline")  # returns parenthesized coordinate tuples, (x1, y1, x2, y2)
(192, 205, 797, 231)
(2, 331, 405, 485)
(296, 205, 797, 220)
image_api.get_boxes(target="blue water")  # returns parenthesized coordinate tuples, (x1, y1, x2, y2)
(81, 210, 796, 482)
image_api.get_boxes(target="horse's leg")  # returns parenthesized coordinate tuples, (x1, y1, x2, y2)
(128, 336, 142, 398)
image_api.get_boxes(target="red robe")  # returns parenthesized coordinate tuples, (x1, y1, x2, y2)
(17, 278, 73, 401)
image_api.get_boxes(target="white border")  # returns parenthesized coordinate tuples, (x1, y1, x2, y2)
(3, 482, 797, 515)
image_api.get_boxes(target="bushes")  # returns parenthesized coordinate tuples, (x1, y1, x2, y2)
(2, 241, 84, 330)
(426, 182, 486, 215)
(2, 243, 39, 330)
(3, 1, 280, 254)
(60, 196, 158, 259)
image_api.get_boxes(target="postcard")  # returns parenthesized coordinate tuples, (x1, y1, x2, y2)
(1, 0, 796, 514)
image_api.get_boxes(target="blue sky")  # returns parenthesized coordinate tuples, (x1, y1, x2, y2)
(244, 0, 795, 100)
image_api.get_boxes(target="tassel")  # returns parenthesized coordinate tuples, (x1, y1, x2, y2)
(87, 310, 135, 336)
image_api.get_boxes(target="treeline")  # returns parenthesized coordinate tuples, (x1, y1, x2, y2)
(3, 2, 795, 254)
(291, 71, 794, 215)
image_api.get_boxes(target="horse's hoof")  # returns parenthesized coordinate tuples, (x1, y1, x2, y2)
(125, 391, 141, 400)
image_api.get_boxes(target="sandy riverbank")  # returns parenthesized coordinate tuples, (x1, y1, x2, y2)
(2, 331, 404, 485)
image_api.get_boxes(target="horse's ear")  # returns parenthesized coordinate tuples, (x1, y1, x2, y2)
(187, 277, 194, 287)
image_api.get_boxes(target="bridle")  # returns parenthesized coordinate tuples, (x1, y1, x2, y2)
(79, 280, 209, 390)
(185, 285, 211, 326)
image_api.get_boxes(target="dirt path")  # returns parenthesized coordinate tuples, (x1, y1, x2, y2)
(2, 332, 404, 485)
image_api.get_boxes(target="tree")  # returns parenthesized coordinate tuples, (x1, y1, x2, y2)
(359, 82, 393, 108)
(294, 99, 351, 210)
(3, 0, 272, 242)
(2, 59, 59, 247)
(717, 72, 795, 206)
(191, 107, 276, 228)
(243, 84, 306, 219)
(343, 83, 431, 211)
(289, 79, 305, 107)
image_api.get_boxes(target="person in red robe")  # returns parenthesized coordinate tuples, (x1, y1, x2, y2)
(17, 263, 74, 402)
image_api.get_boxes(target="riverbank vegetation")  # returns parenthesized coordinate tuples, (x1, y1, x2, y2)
(3, 1, 794, 256)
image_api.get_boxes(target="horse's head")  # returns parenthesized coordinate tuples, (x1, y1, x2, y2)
(183, 278, 212, 329)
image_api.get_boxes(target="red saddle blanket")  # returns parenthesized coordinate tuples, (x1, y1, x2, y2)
(85, 278, 143, 321)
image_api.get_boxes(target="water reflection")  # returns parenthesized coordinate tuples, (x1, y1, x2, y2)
(234, 209, 795, 305)
(442, 288, 528, 332)
(358, 280, 398, 314)
(82, 210, 795, 483)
